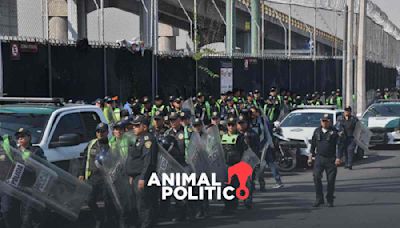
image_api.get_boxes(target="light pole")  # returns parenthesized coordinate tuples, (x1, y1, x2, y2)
(356, 0, 367, 115)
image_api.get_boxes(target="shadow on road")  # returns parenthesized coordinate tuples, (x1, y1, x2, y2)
(156, 195, 315, 228)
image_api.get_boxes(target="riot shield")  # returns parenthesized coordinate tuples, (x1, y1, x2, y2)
(182, 98, 195, 117)
(353, 121, 372, 152)
(186, 132, 210, 175)
(157, 144, 187, 177)
(258, 115, 274, 177)
(241, 147, 260, 169)
(101, 143, 132, 215)
(0, 141, 92, 221)
(204, 126, 227, 183)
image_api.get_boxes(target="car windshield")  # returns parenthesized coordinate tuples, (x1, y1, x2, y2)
(0, 112, 50, 144)
(280, 113, 333, 128)
(363, 104, 400, 118)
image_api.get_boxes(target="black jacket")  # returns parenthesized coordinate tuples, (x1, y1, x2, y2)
(310, 127, 339, 158)
(126, 132, 158, 181)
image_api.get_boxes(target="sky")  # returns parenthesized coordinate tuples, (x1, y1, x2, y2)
(372, 0, 400, 27)
(266, 0, 400, 39)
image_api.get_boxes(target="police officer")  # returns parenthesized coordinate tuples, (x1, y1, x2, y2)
(169, 97, 183, 114)
(163, 112, 191, 222)
(79, 123, 116, 228)
(104, 97, 117, 125)
(264, 96, 280, 123)
(194, 92, 211, 124)
(149, 111, 168, 140)
(237, 114, 260, 209)
(336, 106, 358, 170)
(141, 96, 152, 117)
(0, 135, 21, 228)
(126, 115, 158, 228)
(308, 114, 341, 208)
(151, 95, 167, 117)
(109, 121, 136, 159)
(13, 128, 48, 228)
(222, 97, 238, 118)
(165, 112, 188, 166)
(221, 117, 246, 213)
(210, 112, 226, 136)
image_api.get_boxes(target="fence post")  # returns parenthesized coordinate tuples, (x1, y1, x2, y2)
(0, 42, 3, 96)
(48, 42, 53, 97)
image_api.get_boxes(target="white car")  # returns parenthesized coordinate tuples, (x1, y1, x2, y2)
(274, 106, 344, 157)
(361, 101, 400, 146)
(0, 97, 109, 175)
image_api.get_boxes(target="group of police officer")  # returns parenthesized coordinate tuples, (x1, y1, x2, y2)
(1, 86, 397, 228)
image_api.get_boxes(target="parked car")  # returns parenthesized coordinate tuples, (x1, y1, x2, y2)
(361, 100, 400, 147)
(0, 97, 109, 175)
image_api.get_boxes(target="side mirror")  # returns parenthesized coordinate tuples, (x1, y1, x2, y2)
(274, 121, 280, 128)
(49, 133, 81, 148)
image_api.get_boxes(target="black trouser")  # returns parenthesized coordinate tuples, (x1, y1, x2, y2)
(224, 175, 239, 211)
(131, 176, 157, 228)
(0, 193, 21, 228)
(313, 156, 338, 203)
(342, 137, 356, 167)
(244, 171, 256, 206)
(87, 177, 116, 225)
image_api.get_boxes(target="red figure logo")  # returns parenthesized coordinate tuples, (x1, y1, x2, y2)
(226, 161, 253, 200)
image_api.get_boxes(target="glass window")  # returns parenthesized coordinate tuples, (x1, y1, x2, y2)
(80, 112, 102, 140)
(281, 113, 333, 128)
(51, 113, 87, 143)
(364, 104, 400, 117)
(0, 113, 50, 144)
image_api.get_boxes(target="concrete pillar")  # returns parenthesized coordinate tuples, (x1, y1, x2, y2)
(48, 0, 68, 40)
(158, 23, 178, 52)
(226, 0, 236, 55)
(251, 0, 260, 55)
(356, 0, 367, 115)
(140, 0, 152, 48)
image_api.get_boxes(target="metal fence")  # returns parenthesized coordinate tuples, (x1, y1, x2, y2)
(0, 40, 396, 102)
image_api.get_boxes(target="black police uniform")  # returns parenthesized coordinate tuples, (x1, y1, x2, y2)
(20, 145, 47, 228)
(164, 126, 189, 166)
(238, 117, 260, 208)
(80, 137, 116, 226)
(194, 101, 210, 124)
(126, 130, 158, 228)
(150, 126, 167, 141)
(221, 125, 247, 211)
(310, 126, 339, 205)
(163, 125, 190, 221)
(337, 115, 358, 168)
(0, 135, 21, 228)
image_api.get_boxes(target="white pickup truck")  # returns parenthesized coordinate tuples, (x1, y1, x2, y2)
(0, 97, 109, 175)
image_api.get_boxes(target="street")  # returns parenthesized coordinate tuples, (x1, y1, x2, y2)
(154, 149, 400, 228)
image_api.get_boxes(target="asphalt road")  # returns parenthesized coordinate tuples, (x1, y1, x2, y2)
(71, 149, 400, 228)
(157, 149, 400, 228)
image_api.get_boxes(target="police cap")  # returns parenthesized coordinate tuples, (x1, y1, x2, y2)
(15, 128, 31, 138)
(96, 123, 109, 132)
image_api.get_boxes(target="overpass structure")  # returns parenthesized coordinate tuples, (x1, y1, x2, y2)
(41, 0, 340, 56)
